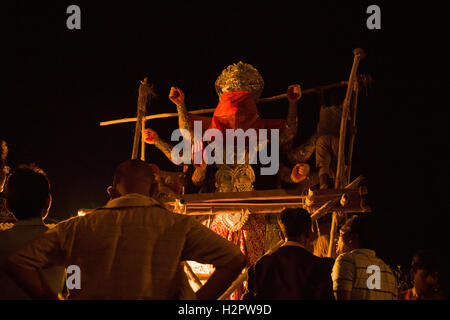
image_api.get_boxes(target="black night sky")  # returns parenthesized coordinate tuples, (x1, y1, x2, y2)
(2, 1, 449, 267)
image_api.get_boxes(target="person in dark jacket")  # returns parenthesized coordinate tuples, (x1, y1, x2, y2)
(243, 208, 334, 300)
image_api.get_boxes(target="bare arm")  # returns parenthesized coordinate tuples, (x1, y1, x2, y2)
(144, 128, 185, 166)
(280, 84, 301, 146)
(154, 137, 177, 163)
(169, 87, 194, 144)
(176, 102, 194, 144)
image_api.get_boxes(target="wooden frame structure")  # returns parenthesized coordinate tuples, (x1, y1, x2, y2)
(99, 48, 370, 298)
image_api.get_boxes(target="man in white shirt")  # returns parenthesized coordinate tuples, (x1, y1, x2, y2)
(332, 215, 398, 300)
(5, 159, 246, 299)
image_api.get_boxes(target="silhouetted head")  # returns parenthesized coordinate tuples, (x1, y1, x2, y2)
(107, 159, 157, 199)
(411, 250, 445, 297)
(5, 165, 51, 221)
(336, 214, 374, 255)
(278, 208, 312, 245)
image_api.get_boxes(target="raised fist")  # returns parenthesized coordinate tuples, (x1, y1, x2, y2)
(144, 128, 159, 144)
(290, 163, 310, 183)
(169, 87, 185, 106)
(287, 84, 302, 102)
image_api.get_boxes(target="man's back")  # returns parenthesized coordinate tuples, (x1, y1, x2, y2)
(0, 218, 65, 299)
(9, 193, 242, 299)
(332, 249, 398, 300)
(245, 245, 334, 300)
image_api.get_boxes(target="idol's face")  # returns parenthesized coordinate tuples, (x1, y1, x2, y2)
(215, 163, 255, 193)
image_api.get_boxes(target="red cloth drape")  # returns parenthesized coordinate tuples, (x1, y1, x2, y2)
(189, 91, 285, 136)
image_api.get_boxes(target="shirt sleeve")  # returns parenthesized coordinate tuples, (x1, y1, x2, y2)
(8, 224, 66, 270)
(181, 218, 243, 268)
(331, 253, 355, 292)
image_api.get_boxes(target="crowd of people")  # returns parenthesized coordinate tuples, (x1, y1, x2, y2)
(0, 138, 448, 300)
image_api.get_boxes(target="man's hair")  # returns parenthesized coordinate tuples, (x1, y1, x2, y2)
(113, 159, 156, 194)
(339, 214, 374, 249)
(5, 165, 50, 219)
(412, 250, 449, 295)
(279, 208, 311, 239)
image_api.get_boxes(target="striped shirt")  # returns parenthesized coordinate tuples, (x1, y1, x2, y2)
(332, 249, 398, 300)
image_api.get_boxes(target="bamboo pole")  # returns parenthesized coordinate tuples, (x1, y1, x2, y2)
(140, 118, 146, 161)
(310, 199, 340, 222)
(346, 82, 359, 183)
(100, 108, 216, 126)
(327, 48, 365, 259)
(257, 81, 348, 103)
(335, 49, 365, 188)
(131, 78, 155, 159)
(217, 269, 249, 300)
(99, 79, 356, 127)
(345, 175, 364, 189)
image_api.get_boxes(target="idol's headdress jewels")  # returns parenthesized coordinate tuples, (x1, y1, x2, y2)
(215, 61, 264, 100)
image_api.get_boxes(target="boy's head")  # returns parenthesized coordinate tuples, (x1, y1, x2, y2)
(5, 165, 51, 220)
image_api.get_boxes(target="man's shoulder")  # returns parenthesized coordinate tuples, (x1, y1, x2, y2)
(256, 245, 316, 265)
(334, 252, 356, 268)
(337, 251, 356, 261)
(96, 204, 197, 229)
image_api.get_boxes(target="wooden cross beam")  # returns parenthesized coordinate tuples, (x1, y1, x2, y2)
(98, 76, 372, 127)
(165, 182, 370, 216)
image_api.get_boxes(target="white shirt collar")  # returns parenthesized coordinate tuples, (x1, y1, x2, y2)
(103, 193, 160, 209)
(13, 217, 45, 227)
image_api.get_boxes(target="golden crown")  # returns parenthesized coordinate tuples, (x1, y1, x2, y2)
(215, 61, 264, 100)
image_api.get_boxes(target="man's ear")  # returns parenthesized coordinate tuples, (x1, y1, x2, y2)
(107, 186, 116, 199)
(107, 186, 121, 199)
(107, 186, 113, 197)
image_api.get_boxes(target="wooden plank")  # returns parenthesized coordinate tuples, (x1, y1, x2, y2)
(182, 188, 303, 203)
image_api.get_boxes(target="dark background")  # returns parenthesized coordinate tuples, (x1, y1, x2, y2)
(1, 1, 449, 266)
